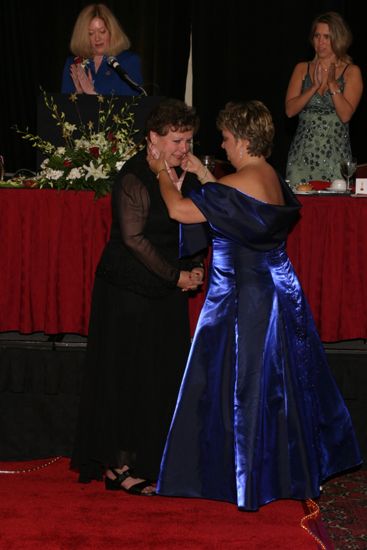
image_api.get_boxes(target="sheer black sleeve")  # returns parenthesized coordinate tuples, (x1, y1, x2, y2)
(117, 173, 180, 285)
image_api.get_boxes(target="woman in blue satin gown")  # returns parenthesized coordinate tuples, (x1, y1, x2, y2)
(148, 100, 362, 511)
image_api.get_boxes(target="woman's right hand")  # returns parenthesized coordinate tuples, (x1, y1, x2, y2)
(70, 64, 96, 95)
(181, 152, 205, 178)
(177, 270, 202, 292)
(70, 64, 83, 93)
(313, 61, 323, 90)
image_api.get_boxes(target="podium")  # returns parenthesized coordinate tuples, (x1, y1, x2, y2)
(36, 94, 163, 168)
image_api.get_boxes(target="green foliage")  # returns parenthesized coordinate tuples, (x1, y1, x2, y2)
(5, 90, 142, 198)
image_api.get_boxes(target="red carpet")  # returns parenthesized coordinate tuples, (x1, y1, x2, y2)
(0, 458, 324, 549)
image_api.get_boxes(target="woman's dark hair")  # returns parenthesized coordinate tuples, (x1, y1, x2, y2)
(146, 99, 199, 136)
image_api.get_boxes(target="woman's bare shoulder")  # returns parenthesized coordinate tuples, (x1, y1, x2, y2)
(219, 164, 264, 186)
(345, 63, 362, 76)
(294, 61, 309, 73)
(226, 165, 284, 204)
(218, 173, 237, 185)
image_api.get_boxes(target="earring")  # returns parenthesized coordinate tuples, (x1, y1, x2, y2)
(239, 148, 244, 160)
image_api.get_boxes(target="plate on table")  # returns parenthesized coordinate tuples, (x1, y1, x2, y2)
(318, 188, 350, 195)
(294, 189, 350, 196)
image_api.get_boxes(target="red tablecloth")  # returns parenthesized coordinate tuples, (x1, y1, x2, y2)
(1, 189, 366, 341)
(0, 189, 111, 335)
(287, 195, 367, 341)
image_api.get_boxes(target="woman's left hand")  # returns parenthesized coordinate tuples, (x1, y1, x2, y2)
(327, 63, 336, 84)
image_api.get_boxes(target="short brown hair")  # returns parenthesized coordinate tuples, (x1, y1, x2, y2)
(146, 99, 199, 136)
(70, 4, 131, 58)
(216, 100, 274, 158)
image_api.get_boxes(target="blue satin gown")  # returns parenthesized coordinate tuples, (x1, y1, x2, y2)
(157, 178, 362, 511)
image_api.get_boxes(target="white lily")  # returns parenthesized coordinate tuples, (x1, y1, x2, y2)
(67, 168, 84, 180)
(83, 161, 110, 180)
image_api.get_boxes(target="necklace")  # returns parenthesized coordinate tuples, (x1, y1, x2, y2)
(319, 60, 340, 72)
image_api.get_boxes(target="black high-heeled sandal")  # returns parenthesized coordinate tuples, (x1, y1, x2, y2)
(105, 468, 156, 496)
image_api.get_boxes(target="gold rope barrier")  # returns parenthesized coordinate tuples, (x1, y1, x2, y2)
(0, 456, 62, 474)
(301, 498, 327, 549)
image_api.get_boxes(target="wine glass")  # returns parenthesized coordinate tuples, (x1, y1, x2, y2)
(340, 158, 357, 192)
(200, 155, 216, 174)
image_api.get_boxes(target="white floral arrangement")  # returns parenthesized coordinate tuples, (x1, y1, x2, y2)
(3, 89, 142, 198)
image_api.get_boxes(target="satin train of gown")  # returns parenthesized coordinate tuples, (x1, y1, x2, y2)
(157, 179, 362, 511)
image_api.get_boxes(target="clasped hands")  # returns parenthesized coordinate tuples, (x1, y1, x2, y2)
(70, 63, 96, 95)
(178, 268, 204, 292)
(313, 61, 338, 91)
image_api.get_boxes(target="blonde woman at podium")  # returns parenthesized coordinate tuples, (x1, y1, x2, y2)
(61, 3, 143, 96)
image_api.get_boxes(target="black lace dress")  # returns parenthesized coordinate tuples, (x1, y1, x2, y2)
(71, 150, 206, 482)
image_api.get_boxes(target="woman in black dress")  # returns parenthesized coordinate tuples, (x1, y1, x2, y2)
(71, 99, 206, 495)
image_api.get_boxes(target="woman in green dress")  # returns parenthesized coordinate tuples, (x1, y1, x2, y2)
(285, 11, 363, 187)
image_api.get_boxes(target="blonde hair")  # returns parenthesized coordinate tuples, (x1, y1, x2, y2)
(310, 11, 353, 63)
(70, 3, 131, 58)
(216, 100, 274, 158)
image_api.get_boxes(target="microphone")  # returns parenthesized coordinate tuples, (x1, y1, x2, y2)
(107, 56, 147, 96)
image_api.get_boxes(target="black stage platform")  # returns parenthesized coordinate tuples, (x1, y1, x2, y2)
(0, 333, 366, 462)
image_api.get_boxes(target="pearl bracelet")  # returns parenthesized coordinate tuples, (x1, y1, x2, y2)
(330, 89, 341, 96)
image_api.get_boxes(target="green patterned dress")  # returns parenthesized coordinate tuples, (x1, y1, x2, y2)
(286, 64, 351, 187)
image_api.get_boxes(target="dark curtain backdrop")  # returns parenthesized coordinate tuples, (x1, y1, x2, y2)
(0, 0, 191, 173)
(191, 0, 367, 171)
(1, 0, 366, 174)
